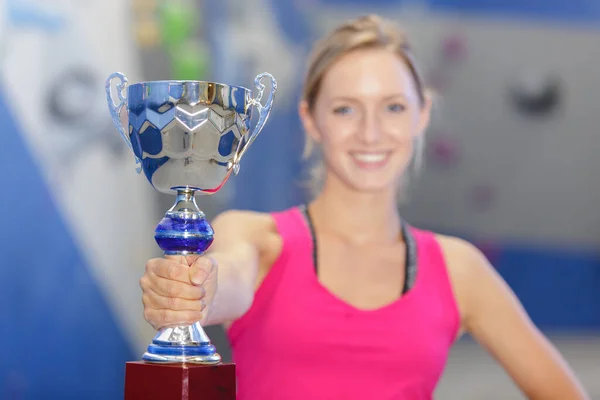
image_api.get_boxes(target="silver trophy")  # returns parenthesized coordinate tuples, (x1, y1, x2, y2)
(105, 73, 277, 363)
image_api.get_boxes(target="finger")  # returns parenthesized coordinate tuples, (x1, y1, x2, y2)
(149, 259, 192, 284)
(190, 256, 216, 286)
(143, 288, 206, 312)
(144, 308, 204, 329)
(148, 275, 205, 300)
(165, 254, 201, 267)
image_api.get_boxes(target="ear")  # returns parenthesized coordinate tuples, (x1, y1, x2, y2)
(415, 91, 433, 138)
(299, 100, 322, 143)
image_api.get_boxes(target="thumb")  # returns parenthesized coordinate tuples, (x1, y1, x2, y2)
(190, 256, 215, 286)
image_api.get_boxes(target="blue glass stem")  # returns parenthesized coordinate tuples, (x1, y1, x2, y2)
(154, 188, 214, 255)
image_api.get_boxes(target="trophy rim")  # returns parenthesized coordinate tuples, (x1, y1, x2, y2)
(128, 79, 252, 94)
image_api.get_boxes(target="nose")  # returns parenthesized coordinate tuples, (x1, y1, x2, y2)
(357, 109, 383, 144)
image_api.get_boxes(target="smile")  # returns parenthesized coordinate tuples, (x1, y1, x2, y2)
(349, 151, 392, 168)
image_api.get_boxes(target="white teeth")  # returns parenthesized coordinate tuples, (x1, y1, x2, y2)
(352, 153, 387, 163)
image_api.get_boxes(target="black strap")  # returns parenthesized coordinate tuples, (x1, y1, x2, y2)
(300, 205, 418, 295)
(402, 218, 418, 294)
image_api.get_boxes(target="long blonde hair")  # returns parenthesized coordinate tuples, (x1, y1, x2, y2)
(300, 15, 429, 197)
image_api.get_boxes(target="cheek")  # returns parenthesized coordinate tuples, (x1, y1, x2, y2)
(317, 117, 355, 148)
(385, 115, 417, 142)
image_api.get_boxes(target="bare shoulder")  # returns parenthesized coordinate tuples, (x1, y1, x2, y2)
(212, 209, 280, 250)
(434, 234, 491, 282)
(433, 234, 498, 334)
(211, 209, 277, 237)
(434, 234, 489, 275)
(211, 209, 283, 283)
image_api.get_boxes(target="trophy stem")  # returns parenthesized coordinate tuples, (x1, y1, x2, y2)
(143, 187, 221, 364)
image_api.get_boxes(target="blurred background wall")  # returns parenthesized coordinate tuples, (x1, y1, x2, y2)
(1, 0, 598, 398)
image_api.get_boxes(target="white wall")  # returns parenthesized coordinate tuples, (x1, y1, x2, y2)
(1, 0, 159, 354)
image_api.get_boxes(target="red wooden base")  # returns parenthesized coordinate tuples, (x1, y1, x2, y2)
(124, 361, 236, 400)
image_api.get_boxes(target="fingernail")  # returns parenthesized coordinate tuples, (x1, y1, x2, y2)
(191, 272, 203, 285)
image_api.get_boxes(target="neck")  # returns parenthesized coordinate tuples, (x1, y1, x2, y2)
(309, 173, 402, 244)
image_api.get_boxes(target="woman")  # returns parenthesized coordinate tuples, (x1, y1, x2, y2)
(140, 15, 588, 399)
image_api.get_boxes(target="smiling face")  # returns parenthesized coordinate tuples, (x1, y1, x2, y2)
(301, 47, 431, 194)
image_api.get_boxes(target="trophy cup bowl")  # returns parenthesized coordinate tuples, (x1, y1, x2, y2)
(106, 72, 277, 365)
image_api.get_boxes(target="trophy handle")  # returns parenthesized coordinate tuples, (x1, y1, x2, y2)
(105, 72, 142, 172)
(234, 72, 277, 172)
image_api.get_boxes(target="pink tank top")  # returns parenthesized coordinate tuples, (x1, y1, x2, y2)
(227, 207, 460, 399)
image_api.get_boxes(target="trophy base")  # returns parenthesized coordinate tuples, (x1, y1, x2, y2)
(124, 361, 236, 400)
(142, 324, 222, 365)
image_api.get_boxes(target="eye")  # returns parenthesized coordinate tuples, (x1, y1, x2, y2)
(387, 103, 406, 113)
(333, 106, 353, 115)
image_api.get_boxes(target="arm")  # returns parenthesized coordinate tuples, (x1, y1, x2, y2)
(441, 236, 589, 400)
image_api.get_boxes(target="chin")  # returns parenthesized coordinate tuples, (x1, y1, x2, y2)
(350, 163, 406, 191)
(344, 176, 399, 194)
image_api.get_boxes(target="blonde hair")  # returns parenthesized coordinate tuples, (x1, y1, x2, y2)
(301, 14, 429, 197)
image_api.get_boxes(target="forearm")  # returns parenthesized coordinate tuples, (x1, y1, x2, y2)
(204, 250, 256, 326)
(519, 346, 589, 400)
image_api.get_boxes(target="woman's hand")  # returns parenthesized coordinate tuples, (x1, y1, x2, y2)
(140, 255, 217, 330)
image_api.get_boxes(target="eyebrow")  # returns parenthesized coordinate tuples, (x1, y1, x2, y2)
(330, 93, 409, 102)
